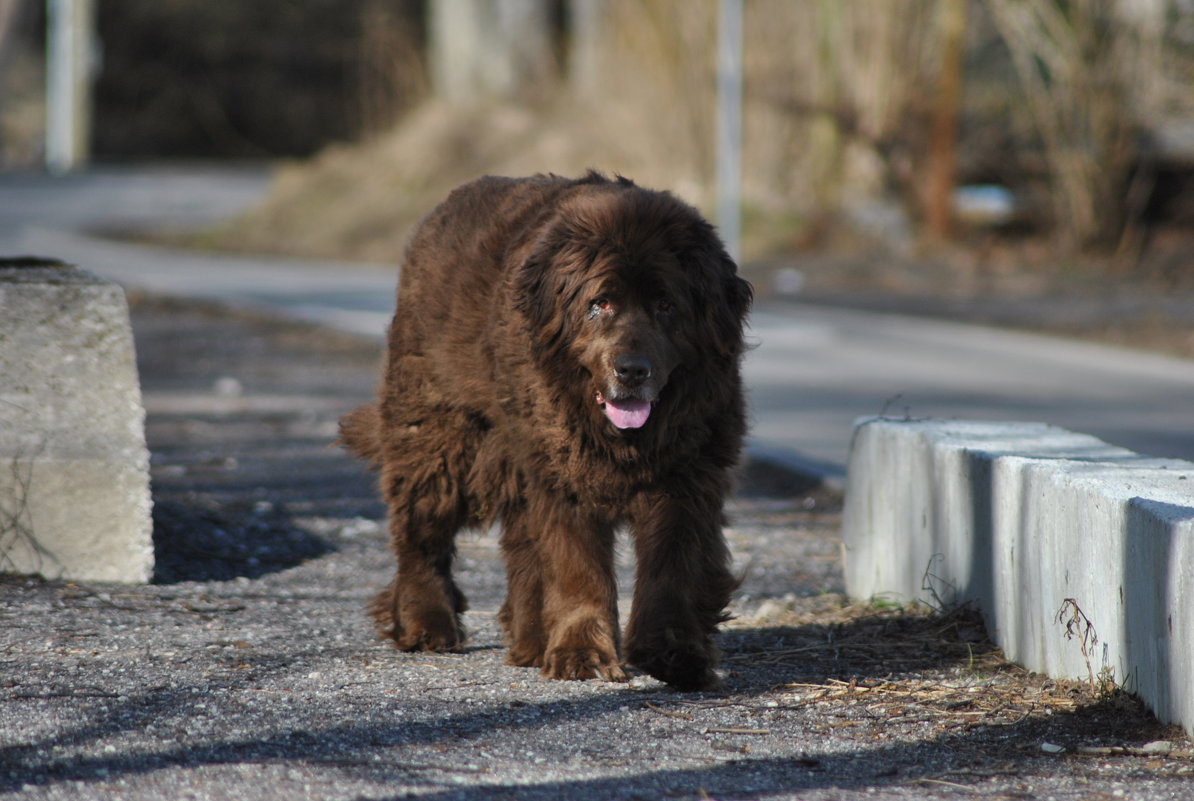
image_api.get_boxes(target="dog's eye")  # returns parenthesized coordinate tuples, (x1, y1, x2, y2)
(588, 298, 611, 319)
(653, 297, 674, 316)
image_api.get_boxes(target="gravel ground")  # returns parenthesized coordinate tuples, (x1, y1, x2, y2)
(2, 297, 1192, 801)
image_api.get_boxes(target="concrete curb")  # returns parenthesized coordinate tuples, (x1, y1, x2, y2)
(841, 417, 1194, 736)
(0, 260, 153, 582)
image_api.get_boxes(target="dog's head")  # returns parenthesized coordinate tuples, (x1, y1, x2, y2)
(515, 177, 752, 434)
(575, 270, 681, 430)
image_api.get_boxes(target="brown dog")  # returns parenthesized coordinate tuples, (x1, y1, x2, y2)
(340, 172, 752, 690)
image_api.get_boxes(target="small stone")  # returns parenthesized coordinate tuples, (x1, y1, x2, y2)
(213, 376, 243, 397)
(773, 267, 805, 295)
(754, 599, 793, 620)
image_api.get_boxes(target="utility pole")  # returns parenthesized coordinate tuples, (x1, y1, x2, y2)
(716, 0, 743, 264)
(924, 0, 966, 242)
(45, 0, 95, 174)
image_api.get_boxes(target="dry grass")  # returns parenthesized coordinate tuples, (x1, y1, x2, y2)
(171, 2, 1194, 363)
(200, 97, 714, 265)
(720, 595, 1192, 760)
(194, 1, 949, 265)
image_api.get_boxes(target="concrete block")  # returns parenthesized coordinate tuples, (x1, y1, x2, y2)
(0, 259, 153, 582)
(842, 418, 1194, 736)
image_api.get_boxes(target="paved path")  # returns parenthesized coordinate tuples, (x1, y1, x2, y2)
(6, 298, 1186, 801)
(5, 166, 1194, 475)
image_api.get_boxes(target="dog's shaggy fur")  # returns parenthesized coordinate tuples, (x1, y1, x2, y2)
(340, 172, 752, 690)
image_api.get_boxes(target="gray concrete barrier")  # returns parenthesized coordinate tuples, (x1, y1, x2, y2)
(0, 259, 153, 582)
(842, 417, 1194, 737)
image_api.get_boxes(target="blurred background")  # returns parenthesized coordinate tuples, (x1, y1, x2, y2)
(2, 0, 1193, 324)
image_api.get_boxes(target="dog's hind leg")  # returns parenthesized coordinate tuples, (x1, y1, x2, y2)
(370, 509, 467, 652)
(370, 410, 480, 653)
(497, 507, 547, 667)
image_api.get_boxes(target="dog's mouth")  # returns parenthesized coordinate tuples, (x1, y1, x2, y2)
(595, 390, 654, 430)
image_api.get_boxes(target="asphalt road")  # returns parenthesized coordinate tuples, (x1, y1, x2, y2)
(4, 165, 1194, 475)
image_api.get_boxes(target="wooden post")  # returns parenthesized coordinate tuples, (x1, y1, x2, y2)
(924, 0, 966, 242)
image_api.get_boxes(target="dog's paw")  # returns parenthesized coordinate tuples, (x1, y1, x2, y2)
(371, 583, 465, 653)
(388, 610, 464, 653)
(541, 645, 628, 682)
(505, 642, 544, 668)
(395, 628, 463, 653)
(627, 636, 719, 692)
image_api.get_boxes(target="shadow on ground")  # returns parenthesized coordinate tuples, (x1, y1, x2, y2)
(0, 600, 1172, 798)
(151, 498, 334, 584)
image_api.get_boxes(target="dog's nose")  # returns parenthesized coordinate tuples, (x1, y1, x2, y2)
(614, 354, 652, 386)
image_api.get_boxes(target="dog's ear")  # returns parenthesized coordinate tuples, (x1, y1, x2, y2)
(723, 261, 754, 326)
(514, 248, 552, 331)
(513, 235, 572, 355)
(684, 226, 753, 361)
(712, 254, 753, 359)
(513, 209, 599, 337)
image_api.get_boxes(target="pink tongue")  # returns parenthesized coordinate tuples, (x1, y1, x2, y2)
(603, 397, 652, 429)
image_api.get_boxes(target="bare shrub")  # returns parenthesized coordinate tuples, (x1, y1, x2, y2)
(986, 0, 1150, 250)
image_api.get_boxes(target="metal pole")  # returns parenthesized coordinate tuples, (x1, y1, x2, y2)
(716, 0, 743, 263)
(45, 0, 93, 174)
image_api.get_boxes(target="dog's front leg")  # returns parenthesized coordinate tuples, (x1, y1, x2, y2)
(535, 497, 626, 682)
(624, 490, 737, 691)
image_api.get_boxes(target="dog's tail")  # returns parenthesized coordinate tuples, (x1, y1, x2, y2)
(338, 402, 384, 468)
